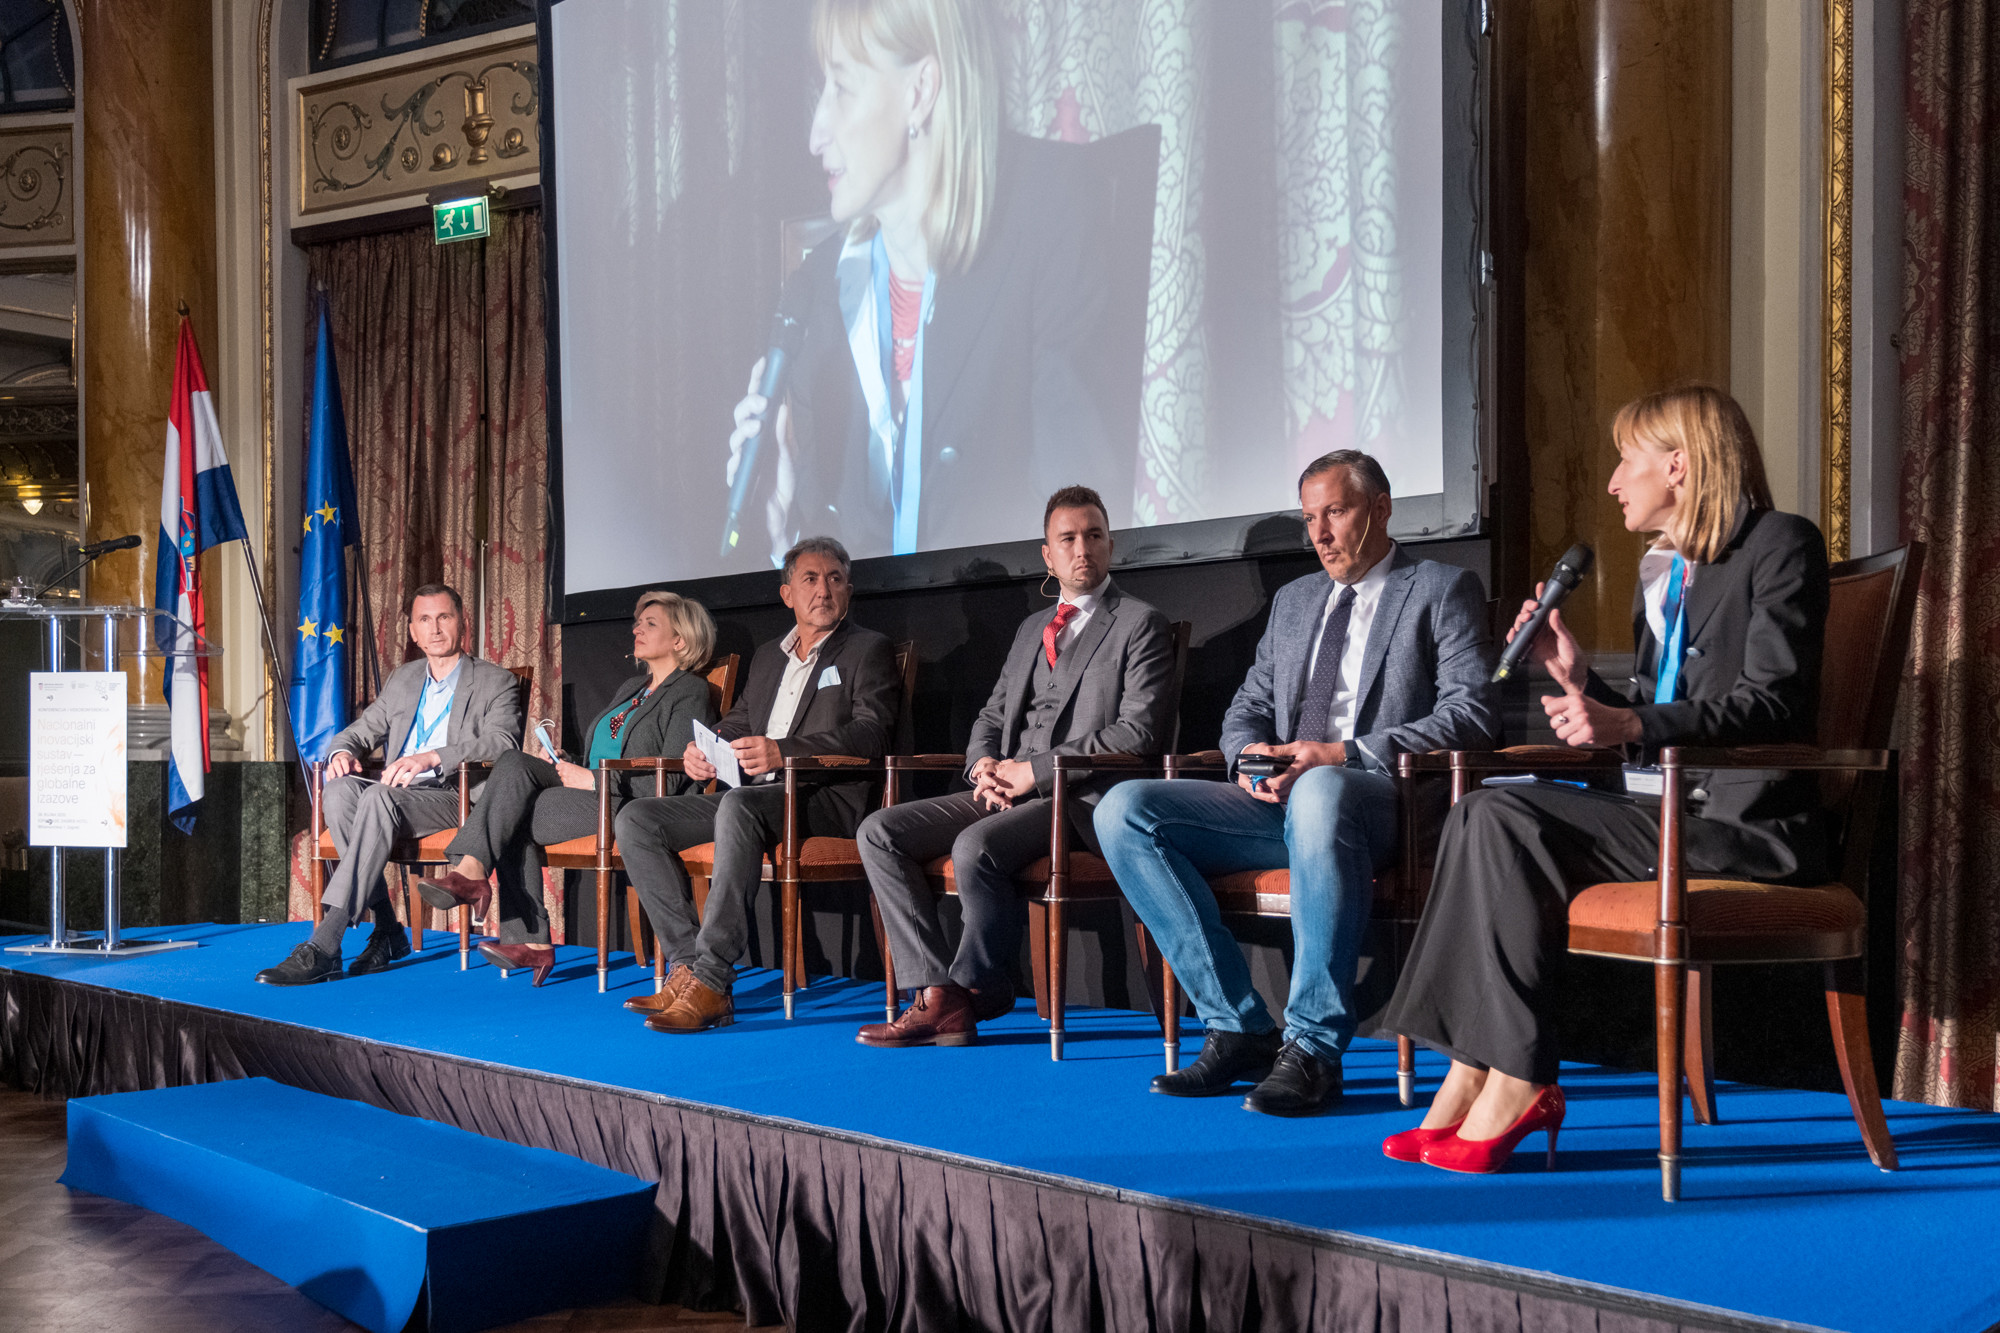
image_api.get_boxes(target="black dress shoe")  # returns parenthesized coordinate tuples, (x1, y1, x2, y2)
(346, 924, 412, 977)
(969, 977, 1016, 1023)
(255, 942, 341, 986)
(1151, 1028, 1283, 1097)
(1243, 1041, 1344, 1116)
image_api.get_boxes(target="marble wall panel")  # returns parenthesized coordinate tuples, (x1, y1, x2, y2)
(1521, 0, 1733, 650)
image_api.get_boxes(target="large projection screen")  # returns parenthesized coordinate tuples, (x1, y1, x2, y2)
(544, 0, 1484, 612)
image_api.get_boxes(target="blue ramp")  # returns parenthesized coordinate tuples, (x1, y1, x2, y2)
(61, 1078, 656, 1333)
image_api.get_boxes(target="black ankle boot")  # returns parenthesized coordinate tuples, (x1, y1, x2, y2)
(1150, 1028, 1283, 1097)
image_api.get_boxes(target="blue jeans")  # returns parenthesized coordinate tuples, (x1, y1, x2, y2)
(1094, 766, 1397, 1063)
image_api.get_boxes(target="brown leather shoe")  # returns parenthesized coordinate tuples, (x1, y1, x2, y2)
(857, 984, 979, 1048)
(644, 973, 734, 1033)
(416, 870, 492, 922)
(477, 940, 556, 986)
(969, 977, 1016, 1023)
(624, 964, 696, 1013)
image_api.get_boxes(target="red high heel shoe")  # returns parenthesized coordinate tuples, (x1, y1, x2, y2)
(1381, 1118, 1465, 1163)
(1420, 1085, 1564, 1174)
(478, 941, 556, 987)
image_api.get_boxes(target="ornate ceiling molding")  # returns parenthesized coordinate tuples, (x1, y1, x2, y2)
(290, 26, 537, 225)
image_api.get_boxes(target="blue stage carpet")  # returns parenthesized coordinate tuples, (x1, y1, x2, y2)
(7, 922, 1999, 1333)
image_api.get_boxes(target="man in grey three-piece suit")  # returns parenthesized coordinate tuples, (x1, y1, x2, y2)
(856, 486, 1176, 1048)
(1096, 452, 1500, 1115)
(256, 582, 525, 986)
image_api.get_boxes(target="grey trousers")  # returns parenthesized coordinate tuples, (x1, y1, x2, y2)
(856, 790, 1068, 992)
(320, 776, 461, 925)
(445, 749, 607, 945)
(614, 784, 792, 995)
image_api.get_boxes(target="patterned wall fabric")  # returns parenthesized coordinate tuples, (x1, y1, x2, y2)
(290, 210, 566, 939)
(1002, 0, 1407, 526)
(1894, 0, 1999, 1109)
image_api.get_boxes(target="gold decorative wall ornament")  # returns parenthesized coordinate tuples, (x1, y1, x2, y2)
(1820, 0, 1853, 560)
(0, 123, 73, 248)
(293, 30, 538, 220)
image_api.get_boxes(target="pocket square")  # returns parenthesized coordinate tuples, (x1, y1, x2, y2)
(818, 665, 842, 689)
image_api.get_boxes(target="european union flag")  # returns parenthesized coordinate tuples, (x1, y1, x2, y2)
(290, 301, 360, 762)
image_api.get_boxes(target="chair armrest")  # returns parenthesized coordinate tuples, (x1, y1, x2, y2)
(1051, 753, 1165, 774)
(886, 754, 970, 770)
(1438, 746, 1626, 774)
(1663, 744, 1889, 772)
(1164, 750, 1228, 778)
(599, 757, 688, 772)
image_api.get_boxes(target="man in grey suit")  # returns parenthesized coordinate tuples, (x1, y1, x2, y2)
(256, 582, 525, 985)
(855, 487, 1176, 1048)
(1096, 452, 1499, 1114)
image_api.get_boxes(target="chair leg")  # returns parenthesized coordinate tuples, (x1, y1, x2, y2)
(403, 869, 423, 953)
(868, 896, 897, 1023)
(1396, 1036, 1416, 1107)
(792, 887, 809, 993)
(1825, 959, 1899, 1170)
(1048, 897, 1067, 1061)
(788, 876, 804, 1012)
(626, 891, 648, 970)
(310, 856, 326, 925)
(595, 867, 612, 993)
(458, 897, 471, 971)
(1684, 964, 1720, 1126)
(1656, 959, 1687, 1201)
(1026, 901, 1052, 1020)
(1162, 960, 1181, 1074)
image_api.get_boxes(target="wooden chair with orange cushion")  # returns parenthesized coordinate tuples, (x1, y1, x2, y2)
(534, 653, 742, 993)
(1404, 543, 1920, 1201)
(1143, 738, 1513, 1083)
(677, 642, 920, 1020)
(308, 664, 534, 969)
(876, 622, 1194, 1060)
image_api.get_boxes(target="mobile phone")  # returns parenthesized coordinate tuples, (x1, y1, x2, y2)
(1236, 754, 1296, 778)
(534, 723, 560, 762)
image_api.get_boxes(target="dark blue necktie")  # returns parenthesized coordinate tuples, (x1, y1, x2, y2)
(1295, 584, 1357, 744)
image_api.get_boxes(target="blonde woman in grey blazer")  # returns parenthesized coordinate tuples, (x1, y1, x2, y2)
(257, 583, 524, 986)
(417, 591, 721, 985)
(855, 487, 1176, 1048)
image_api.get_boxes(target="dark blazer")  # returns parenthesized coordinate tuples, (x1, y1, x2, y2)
(966, 582, 1176, 803)
(1584, 503, 1830, 881)
(760, 133, 1125, 562)
(1220, 546, 1501, 776)
(582, 668, 718, 800)
(718, 620, 902, 837)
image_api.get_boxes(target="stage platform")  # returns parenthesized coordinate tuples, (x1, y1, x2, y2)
(3, 922, 1998, 1333)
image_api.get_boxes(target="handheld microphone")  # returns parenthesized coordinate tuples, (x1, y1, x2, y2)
(78, 535, 142, 557)
(1491, 543, 1594, 683)
(720, 309, 806, 559)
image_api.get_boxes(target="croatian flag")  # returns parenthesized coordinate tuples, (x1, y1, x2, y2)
(154, 316, 249, 833)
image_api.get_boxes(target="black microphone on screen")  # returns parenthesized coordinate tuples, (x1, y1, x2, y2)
(1491, 543, 1594, 683)
(78, 535, 142, 557)
(720, 309, 806, 559)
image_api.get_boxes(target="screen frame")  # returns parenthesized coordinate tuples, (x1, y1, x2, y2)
(537, 0, 1492, 622)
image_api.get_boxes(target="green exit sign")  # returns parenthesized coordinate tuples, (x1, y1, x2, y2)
(432, 196, 489, 244)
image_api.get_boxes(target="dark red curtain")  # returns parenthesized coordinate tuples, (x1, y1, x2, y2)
(1895, 0, 2000, 1108)
(286, 210, 564, 937)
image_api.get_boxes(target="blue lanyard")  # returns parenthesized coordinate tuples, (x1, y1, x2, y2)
(407, 678, 453, 754)
(871, 235, 934, 556)
(1654, 555, 1687, 704)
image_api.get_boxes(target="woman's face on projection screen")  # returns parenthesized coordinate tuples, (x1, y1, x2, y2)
(809, 31, 929, 226)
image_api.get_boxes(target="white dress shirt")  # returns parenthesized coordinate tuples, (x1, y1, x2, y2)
(1306, 545, 1395, 743)
(1048, 577, 1110, 660)
(765, 625, 831, 743)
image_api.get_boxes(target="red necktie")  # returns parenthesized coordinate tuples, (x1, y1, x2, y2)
(1044, 602, 1079, 668)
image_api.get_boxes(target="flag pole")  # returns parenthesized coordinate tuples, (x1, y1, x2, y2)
(180, 298, 312, 790)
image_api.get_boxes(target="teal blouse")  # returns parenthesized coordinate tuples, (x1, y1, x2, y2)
(586, 684, 652, 769)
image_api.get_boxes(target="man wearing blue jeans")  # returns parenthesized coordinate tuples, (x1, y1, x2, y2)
(1096, 451, 1499, 1114)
